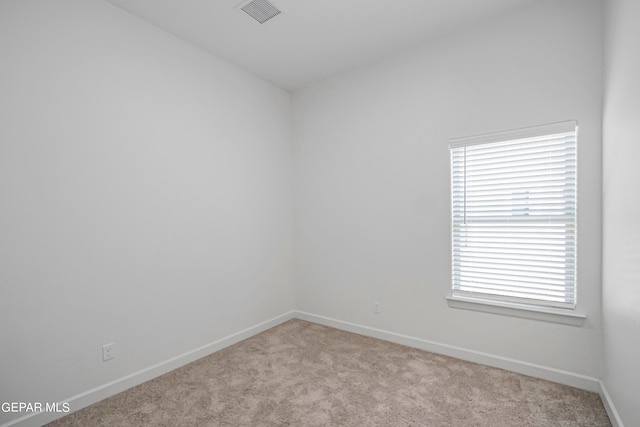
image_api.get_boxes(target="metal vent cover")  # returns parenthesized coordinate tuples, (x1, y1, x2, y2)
(239, 0, 282, 24)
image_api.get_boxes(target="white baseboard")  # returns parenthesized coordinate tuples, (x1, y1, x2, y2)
(294, 311, 601, 393)
(599, 380, 624, 427)
(1, 311, 295, 427)
(4, 310, 619, 427)
(295, 311, 626, 426)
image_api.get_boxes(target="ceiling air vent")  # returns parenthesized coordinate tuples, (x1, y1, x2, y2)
(239, 0, 282, 24)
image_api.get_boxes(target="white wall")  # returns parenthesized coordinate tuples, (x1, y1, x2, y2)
(0, 0, 294, 424)
(603, 0, 640, 424)
(293, 0, 603, 379)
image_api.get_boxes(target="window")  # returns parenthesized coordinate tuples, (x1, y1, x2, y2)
(449, 121, 577, 311)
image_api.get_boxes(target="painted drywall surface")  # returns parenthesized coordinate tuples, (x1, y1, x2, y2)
(603, 0, 640, 424)
(293, 0, 603, 378)
(0, 0, 294, 423)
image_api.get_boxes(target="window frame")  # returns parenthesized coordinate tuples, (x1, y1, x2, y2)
(447, 121, 585, 326)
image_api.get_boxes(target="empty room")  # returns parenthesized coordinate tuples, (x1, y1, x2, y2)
(0, 0, 638, 426)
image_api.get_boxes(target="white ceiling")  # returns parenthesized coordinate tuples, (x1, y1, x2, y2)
(106, 0, 540, 91)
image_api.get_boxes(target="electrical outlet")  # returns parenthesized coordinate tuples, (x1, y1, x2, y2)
(373, 301, 381, 314)
(102, 343, 114, 361)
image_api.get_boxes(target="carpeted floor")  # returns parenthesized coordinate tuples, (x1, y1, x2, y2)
(47, 319, 610, 426)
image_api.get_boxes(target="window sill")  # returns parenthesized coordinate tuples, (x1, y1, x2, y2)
(446, 295, 586, 326)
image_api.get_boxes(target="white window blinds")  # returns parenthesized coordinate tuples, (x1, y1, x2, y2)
(450, 121, 577, 309)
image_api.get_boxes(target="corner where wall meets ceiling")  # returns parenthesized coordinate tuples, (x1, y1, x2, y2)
(105, 0, 543, 91)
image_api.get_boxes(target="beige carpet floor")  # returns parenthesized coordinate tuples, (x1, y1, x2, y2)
(47, 319, 610, 426)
